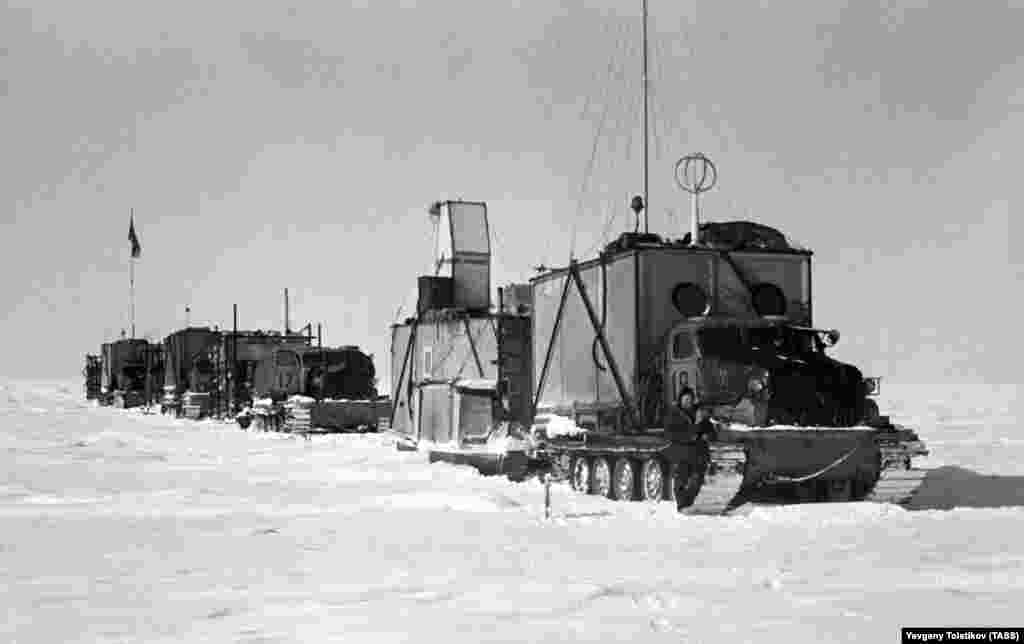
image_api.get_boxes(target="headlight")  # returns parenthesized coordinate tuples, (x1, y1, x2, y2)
(748, 372, 770, 397)
(863, 377, 881, 396)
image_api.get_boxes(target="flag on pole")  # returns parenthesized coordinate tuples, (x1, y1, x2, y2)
(128, 211, 141, 259)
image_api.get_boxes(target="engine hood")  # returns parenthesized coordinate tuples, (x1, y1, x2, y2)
(710, 345, 866, 426)
(747, 345, 859, 379)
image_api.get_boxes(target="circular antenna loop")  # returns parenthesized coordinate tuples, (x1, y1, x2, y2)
(674, 153, 718, 195)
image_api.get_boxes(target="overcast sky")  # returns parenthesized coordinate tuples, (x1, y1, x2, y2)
(3, 0, 1021, 385)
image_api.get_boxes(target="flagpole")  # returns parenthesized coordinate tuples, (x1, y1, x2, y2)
(130, 207, 136, 340)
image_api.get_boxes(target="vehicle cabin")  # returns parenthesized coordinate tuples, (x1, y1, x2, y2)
(530, 223, 812, 433)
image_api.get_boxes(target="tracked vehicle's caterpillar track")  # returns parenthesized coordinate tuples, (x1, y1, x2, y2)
(678, 442, 747, 515)
(864, 440, 929, 506)
(284, 411, 312, 434)
(284, 400, 314, 434)
(536, 426, 929, 514)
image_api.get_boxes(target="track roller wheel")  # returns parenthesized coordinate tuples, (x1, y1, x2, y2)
(592, 457, 613, 498)
(640, 458, 667, 502)
(612, 457, 638, 501)
(570, 456, 591, 493)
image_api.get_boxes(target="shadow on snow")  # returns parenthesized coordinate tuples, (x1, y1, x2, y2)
(906, 466, 1024, 511)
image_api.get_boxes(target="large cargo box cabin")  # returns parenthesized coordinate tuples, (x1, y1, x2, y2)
(100, 338, 152, 408)
(531, 229, 812, 433)
(251, 344, 376, 401)
(101, 339, 149, 392)
(388, 311, 532, 442)
(389, 311, 532, 479)
(162, 327, 222, 395)
(246, 343, 387, 432)
(83, 354, 102, 400)
(218, 331, 312, 396)
(161, 327, 222, 418)
(388, 199, 534, 477)
(144, 345, 165, 406)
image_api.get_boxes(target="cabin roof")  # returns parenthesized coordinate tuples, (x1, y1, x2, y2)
(453, 378, 498, 392)
(390, 310, 529, 329)
(530, 227, 813, 283)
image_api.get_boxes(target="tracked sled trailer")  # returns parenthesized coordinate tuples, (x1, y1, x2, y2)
(388, 200, 535, 476)
(243, 342, 387, 434)
(528, 156, 928, 514)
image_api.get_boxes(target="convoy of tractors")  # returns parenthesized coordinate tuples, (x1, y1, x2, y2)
(86, 314, 389, 434)
(85, 158, 930, 514)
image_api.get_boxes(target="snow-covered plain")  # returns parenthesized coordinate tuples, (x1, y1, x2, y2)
(2, 379, 1022, 643)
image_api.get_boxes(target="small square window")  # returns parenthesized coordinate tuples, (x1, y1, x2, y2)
(672, 332, 695, 360)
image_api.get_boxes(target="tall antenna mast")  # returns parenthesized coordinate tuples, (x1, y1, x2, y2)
(284, 288, 290, 334)
(641, 0, 650, 233)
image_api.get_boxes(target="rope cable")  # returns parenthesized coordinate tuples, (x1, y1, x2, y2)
(651, 33, 667, 163)
(572, 98, 613, 257)
(571, 29, 629, 259)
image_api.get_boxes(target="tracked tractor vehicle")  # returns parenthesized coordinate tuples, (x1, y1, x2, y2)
(100, 338, 152, 408)
(528, 161, 928, 513)
(241, 343, 387, 433)
(83, 354, 102, 401)
(161, 327, 222, 419)
(219, 329, 312, 420)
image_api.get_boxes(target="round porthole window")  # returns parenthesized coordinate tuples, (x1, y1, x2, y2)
(671, 282, 710, 317)
(751, 283, 787, 316)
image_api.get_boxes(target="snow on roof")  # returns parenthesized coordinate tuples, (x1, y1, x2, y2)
(722, 422, 881, 432)
(532, 413, 587, 438)
(453, 378, 498, 391)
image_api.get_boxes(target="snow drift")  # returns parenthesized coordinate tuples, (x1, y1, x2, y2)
(1, 379, 1022, 643)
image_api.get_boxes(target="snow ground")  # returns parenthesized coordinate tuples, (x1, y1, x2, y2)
(1, 379, 1022, 643)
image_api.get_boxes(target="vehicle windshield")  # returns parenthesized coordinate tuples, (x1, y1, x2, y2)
(697, 325, 823, 358)
(748, 326, 820, 355)
(696, 327, 746, 359)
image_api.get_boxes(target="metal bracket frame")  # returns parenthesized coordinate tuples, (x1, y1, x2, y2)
(531, 260, 641, 432)
(389, 320, 418, 431)
(462, 316, 486, 378)
(717, 250, 755, 314)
